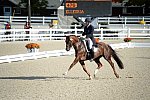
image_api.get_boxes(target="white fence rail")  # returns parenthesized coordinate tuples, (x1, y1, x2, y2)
(0, 49, 74, 64)
(98, 16, 150, 24)
(0, 28, 150, 42)
(0, 16, 58, 25)
(1, 16, 150, 25)
(0, 42, 150, 64)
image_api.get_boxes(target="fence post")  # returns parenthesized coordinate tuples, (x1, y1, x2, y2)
(124, 17, 127, 25)
(142, 17, 144, 21)
(50, 29, 52, 40)
(101, 28, 103, 40)
(9, 16, 12, 22)
(43, 16, 45, 25)
(75, 24, 77, 36)
(27, 16, 29, 22)
(127, 28, 130, 37)
(108, 17, 110, 25)
(13, 30, 15, 41)
(29, 29, 31, 41)
(98, 24, 101, 29)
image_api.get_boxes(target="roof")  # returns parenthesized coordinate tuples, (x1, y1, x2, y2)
(47, 0, 62, 9)
(9, 0, 62, 9)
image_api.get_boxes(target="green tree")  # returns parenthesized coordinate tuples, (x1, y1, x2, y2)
(19, 0, 48, 15)
(112, 0, 124, 3)
(124, 0, 150, 14)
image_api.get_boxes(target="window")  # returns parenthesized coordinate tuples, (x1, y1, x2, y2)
(5, 7, 11, 12)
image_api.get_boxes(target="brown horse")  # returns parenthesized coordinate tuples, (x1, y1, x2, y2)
(64, 35, 124, 80)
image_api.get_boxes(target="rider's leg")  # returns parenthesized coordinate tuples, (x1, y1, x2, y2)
(90, 37, 97, 47)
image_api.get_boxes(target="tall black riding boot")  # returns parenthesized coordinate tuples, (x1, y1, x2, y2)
(89, 49, 94, 59)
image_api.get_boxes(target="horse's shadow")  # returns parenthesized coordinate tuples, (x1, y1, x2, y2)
(136, 56, 150, 59)
(0, 76, 87, 81)
(0, 76, 134, 81)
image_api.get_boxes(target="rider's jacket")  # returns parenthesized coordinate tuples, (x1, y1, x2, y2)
(82, 24, 94, 38)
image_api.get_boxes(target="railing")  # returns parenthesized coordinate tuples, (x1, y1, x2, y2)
(0, 28, 150, 42)
(1, 16, 150, 25)
(0, 42, 150, 64)
(0, 16, 58, 25)
(98, 16, 150, 25)
(0, 49, 74, 64)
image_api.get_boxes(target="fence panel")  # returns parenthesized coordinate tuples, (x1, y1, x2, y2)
(0, 28, 150, 42)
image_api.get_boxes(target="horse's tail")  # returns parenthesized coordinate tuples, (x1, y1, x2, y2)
(108, 45, 124, 69)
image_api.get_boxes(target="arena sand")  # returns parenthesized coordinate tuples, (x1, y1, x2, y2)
(0, 40, 150, 100)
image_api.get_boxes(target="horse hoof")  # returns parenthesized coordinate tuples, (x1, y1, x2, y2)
(94, 74, 96, 78)
(63, 72, 68, 76)
(116, 74, 119, 78)
(89, 76, 92, 80)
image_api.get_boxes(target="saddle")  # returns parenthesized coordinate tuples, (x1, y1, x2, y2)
(80, 37, 99, 60)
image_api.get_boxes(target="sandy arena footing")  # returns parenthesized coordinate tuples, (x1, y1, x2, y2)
(0, 39, 150, 100)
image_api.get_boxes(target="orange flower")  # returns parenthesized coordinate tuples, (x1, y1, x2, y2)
(25, 43, 40, 49)
(124, 37, 132, 42)
(95, 38, 100, 43)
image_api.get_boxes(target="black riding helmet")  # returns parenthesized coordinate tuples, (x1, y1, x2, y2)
(85, 18, 91, 22)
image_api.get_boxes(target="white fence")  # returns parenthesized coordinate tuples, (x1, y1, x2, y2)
(0, 28, 150, 42)
(0, 49, 74, 64)
(0, 42, 150, 64)
(1, 16, 150, 25)
(0, 16, 58, 25)
(98, 16, 150, 25)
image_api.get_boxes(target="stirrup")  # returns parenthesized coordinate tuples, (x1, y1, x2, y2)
(89, 59, 93, 62)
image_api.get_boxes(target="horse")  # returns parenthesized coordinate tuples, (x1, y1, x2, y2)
(63, 35, 124, 80)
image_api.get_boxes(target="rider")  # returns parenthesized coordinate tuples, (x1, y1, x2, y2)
(82, 18, 97, 59)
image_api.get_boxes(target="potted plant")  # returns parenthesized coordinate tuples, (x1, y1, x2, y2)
(25, 43, 40, 53)
(139, 20, 146, 24)
(124, 37, 132, 42)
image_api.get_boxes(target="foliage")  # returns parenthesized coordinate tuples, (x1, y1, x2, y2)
(19, 0, 48, 15)
(124, 37, 132, 42)
(139, 20, 146, 24)
(124, 0, 149, 6)
(112, 0, 123, 3)
(25, 43, 40, 49)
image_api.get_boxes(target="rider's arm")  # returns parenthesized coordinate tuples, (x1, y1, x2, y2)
(82, 27, 86, 36)
(89, 25, 94, 35)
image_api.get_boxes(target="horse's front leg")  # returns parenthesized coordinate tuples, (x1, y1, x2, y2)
(63, 57, 79, 76)
(79, 60, 92, 80)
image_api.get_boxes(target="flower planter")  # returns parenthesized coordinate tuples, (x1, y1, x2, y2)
(27, 48, 39, 53)
(124, 37, 132, 42)
(123, 37, 132, 48)
(25, 43, 40, 53)
(139, 20, 146, 24)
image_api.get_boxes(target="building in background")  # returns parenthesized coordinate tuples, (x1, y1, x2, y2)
(0, 0, 149, 17)
(0, 0, 62, 16)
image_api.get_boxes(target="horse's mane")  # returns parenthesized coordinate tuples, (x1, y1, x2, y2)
(69, 35, 80, 43)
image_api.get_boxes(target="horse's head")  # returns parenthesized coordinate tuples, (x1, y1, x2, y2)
(65, 35, 79, 51)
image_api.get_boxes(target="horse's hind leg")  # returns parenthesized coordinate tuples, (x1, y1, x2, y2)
(105, 57, 119, 78)
(94, 58, 102, 78)
(79, 60, 92, 80)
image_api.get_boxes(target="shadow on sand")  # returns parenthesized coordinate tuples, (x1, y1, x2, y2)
(0, 76, 88, 81)
(0, 76, 134, 81)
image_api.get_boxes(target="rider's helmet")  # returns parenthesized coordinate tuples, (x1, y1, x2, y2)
(85, 18, 91, 22)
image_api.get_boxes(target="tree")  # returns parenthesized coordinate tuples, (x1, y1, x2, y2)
(19, 0, 48, 15)
(112, 0, 123, 3)
(124, 0, 150, 14)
